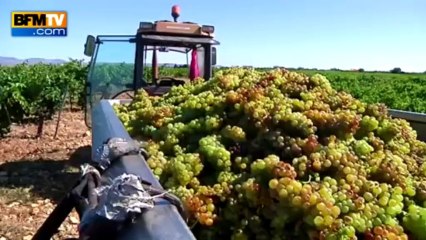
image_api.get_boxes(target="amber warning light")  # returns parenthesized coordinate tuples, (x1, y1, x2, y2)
(172, 5, 180, 22)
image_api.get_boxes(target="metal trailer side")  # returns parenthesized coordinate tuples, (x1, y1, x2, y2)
(91, 100, 196, 240)
(389, 109, 426, 142)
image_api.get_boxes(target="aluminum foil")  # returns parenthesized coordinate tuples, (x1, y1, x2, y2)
(94, 137, 142, 170)
(80, 163, 101, 178)
(94, 173, 166, 221)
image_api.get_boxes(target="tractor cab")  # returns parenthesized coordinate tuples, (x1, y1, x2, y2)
(83, 5, 220, 127)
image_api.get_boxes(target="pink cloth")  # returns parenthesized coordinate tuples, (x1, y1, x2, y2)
(189, 48, 200, 80)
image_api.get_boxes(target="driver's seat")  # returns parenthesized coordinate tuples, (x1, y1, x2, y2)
(157, 78, 186, 86)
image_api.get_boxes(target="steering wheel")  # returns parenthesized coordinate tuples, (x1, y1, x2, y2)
(157, 77, 186, 86)
(106, 78, 186, 100)
(110, 89, 135, 100)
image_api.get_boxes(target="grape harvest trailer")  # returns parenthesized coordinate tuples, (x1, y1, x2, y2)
(80, 96, 426, 240)
(33, 6, 426, 240)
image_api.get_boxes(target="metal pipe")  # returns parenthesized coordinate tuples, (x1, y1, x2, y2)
(91, 100, 196, 240)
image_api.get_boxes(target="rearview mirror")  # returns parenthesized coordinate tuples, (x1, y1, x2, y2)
(212, 47, 217, 65)
(84, 35, 96, 57)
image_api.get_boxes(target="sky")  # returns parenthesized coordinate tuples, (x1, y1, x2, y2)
(1, 0, 425, 72)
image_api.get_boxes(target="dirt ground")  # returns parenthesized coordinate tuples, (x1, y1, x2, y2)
(0, 109, 91, 240)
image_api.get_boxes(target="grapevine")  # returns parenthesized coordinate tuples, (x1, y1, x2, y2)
(0, 60, 87, 137)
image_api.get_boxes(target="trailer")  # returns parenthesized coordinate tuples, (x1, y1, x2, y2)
(33, 5, 426, 240)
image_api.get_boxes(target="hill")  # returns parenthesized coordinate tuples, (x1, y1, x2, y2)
(0, 56, 66, 66)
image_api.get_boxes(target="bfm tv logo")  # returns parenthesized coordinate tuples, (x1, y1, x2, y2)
(11, 11, 67, 37)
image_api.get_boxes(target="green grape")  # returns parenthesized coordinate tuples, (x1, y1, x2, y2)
(113, 68, 423, 240)
(402, 204, 426, 239)
(353, 139, 374, 157)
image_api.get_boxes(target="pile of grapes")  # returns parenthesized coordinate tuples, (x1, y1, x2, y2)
(114, 68, 426, 239)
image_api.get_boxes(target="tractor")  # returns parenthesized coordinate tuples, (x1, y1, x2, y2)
(82, 5, 219, 128)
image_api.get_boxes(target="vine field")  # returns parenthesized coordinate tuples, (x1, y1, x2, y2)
(0, 60, 87, 137)
(1, 61, 425, 138)
(1, 62, 425, 138)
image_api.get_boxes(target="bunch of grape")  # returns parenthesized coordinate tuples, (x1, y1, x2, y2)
(114, 68, 426, 239)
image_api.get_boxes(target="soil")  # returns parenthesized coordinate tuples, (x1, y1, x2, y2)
(0, 108, 91, 240)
